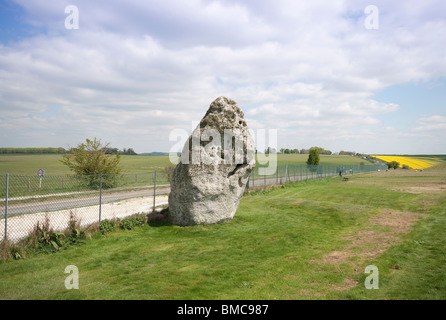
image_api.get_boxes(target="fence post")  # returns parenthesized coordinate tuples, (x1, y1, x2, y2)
(153, 170, 156, 212)
(4, 174, 8, 241)
(99, 174, 102, 224)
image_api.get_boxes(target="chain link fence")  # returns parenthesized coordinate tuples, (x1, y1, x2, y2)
(1, 164, 387, 243)
(1, 171, 170, 242)
(246, 164, 388, 188)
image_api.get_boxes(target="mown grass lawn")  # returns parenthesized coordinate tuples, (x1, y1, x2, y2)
(0, 164, 445, 300)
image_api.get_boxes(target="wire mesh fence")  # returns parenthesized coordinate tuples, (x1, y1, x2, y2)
(246, 164, 388, 188)
(1, 164, 387, 243)
(0, 172, 170, 242)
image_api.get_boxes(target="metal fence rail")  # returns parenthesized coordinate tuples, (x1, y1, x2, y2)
(1, 164, 387, 242)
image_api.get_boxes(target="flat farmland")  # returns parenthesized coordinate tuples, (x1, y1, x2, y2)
(0, 154, 172, 176)
(372, 155, 442, 170)
(0, 154, 373, 176)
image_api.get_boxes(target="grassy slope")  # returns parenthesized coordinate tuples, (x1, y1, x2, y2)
(0, 163, 445, 299)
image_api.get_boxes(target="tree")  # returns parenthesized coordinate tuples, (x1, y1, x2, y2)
(60, 138, 122, 188)
(123, 148, 137, 155)
(306, 147, 320, 172)
(265, 147, 276, 154)
(387, 161, 400, 170)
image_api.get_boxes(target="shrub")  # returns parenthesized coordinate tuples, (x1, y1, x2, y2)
(60, 138, 122, 189)
(306, 148, 320, 172)
(119, 215, 146, 230)
(99, 219, 116, 234)
(387, 161, 400, 169)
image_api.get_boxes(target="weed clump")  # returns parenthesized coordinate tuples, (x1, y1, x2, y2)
(1, 210, 168, 262)
(0, 211, 88, 261)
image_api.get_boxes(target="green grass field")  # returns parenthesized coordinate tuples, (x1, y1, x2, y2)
(1, 161, 445, 299)
(0, 154, 172, 176)
(0, 153, 372, 176)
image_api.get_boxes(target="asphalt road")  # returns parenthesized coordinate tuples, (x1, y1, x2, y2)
(3, 187, 171, 217)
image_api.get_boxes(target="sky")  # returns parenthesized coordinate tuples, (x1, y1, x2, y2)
(0, 0, 445, 155)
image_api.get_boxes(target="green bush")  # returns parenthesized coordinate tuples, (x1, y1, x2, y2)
(119, 215, 146, 230)
(306, 148, 320, 172)
(99, 219, 116, 234)
(100, 215, 146, 233)
(387, 161, 400, 169)
(60, 138, 122, 189)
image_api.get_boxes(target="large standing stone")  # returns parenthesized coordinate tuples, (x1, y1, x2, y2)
(168, 96, 255, 226)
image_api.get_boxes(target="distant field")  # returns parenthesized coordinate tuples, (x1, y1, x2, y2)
(0, 154, 372, 176)
(263, 154, 371, 167)
(372, 155, 441, 170)
(0, 154, 172, 176)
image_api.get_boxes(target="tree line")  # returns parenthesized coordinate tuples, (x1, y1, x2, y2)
(283, 147, 333, 155)
(0, 147, 68, 154)
(266, 147, 358, 155)
(102, 148, 137, 155)
(0, 146, 137, 155)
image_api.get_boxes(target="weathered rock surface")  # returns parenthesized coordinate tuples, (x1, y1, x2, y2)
(168, 96, 255, 226)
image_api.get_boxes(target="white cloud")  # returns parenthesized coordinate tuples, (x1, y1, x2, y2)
(414, 115, 446, 132)
(0, 0, 445, 153)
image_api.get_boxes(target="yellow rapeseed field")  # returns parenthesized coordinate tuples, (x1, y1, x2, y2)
(371, 155, 438, 169)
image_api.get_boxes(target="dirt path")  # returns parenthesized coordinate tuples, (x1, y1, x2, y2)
(320, 209, 427, 291)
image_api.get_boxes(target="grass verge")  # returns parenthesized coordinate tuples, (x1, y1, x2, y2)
(0, 166, 445, 299)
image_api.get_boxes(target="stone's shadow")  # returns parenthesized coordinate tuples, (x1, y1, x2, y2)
(147, 208, 171, 227)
